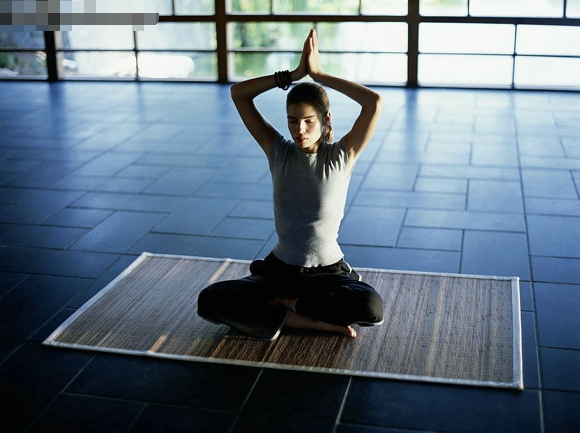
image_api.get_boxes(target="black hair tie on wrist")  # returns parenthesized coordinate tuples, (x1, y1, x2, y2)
(275, 70, 291, 90)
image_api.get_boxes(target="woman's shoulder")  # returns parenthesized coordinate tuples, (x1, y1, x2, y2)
(323, 137, 352, 170)
(271, 131, 296, 153)
(326, 136, 348, 155)
(269, 130, 296, 163)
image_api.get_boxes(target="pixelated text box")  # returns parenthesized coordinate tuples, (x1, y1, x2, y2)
(1, 0, 159, 31)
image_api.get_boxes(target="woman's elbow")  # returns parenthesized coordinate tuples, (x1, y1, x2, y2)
(369, 91, 383, 114)
(374, 92, 383, 111)
(230, 83, 241, 101)
(230, 82, 253, 106)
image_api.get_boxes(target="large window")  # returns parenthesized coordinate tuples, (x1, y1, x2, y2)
(419, 0, 580, 17)
(55, 29, 136, 79)
(417, 0, 580, 89)
(228, 21, 407, 84)
(418, 23, 515, 88)
(1, 0, 579, 90)
(515, 25, 580, 89)
(55, 23, 216, 80)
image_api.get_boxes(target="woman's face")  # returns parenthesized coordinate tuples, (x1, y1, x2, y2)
(287, 102, 324, 154)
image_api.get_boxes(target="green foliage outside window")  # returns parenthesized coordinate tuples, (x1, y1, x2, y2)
(0, 51, 46, 76)
(229, 0, 270, 13)
(0, 32, 46, 76)
(273, 0, 359, 14)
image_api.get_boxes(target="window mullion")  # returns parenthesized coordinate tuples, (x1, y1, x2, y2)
(44, 31, 58, 81)
(216, 0, 228, 82)
(408, 0, 419, 87)
(511, 24, 518, 89)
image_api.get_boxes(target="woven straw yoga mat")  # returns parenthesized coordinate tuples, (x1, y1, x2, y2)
(44, 253, 523, 389)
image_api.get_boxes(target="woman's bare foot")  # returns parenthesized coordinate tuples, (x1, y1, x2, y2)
(284, 310, 356, 338)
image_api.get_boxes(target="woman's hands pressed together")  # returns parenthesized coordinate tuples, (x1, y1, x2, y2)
(292, 29, 323, 83)
(305, 29, 322, 79)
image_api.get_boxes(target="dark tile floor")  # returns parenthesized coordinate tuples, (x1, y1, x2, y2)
(0, 81, 579, 433)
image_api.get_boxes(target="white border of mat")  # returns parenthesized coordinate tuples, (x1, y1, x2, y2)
(44, 252, 523, 390)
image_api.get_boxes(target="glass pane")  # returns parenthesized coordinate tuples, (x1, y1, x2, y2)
(470, 0, 564, 17)
(273, 0, 359, 14)
(516, 25, 580, 56)
(361, 0, 407, 15)
(57, 30, 134, 50)
(0, 51, 46, 77)
(138, 52, 216, 79)
(136, 23, 216, 50)
(515, 56, 580, 89)
(230, 52, 301, 79)
(420, 23, 514, 54)
(418, 54, 513, 87)
(228, 0, 270, 13)
(321, 53, 407, 84)
(152, 0, 173, 16)
(420, 0, 467, 16)
(0, 32, 45, 49)
(228, 22, 312, 50)
(568, 0, 580, 17)
(317, 23, 407, 53)
(175, 0, 215, 15)
(58, 52, 136, 78)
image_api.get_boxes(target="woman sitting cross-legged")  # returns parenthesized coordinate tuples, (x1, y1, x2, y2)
(197, 29, 384, 341)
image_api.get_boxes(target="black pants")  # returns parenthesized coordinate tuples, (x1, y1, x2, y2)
(197, 253, 384, 341)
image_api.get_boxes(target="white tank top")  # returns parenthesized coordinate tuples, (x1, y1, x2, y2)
(269, 131, 352, 267)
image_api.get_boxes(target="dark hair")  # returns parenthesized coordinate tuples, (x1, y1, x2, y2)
(286, 82, 333, 143)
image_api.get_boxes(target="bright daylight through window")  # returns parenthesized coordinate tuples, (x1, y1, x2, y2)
(0, 0, 578, 89)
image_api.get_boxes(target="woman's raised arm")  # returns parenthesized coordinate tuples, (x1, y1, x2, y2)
(305, 29, 383, 162)
(230, 35, 309, 159)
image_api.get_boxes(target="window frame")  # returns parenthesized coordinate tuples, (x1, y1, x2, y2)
(2, 0, 578, 90)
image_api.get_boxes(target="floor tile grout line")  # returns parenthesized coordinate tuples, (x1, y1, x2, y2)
(342, 97, 399, 219)
(514, 102, 547, 433)
(458, 229, 466, 274)
(22, 351, 99, 433)
(125, 402, 149, 433)
(332, 377, 353, 433)
(226, 368, 264, 433)
(393, 208, 409, 249)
